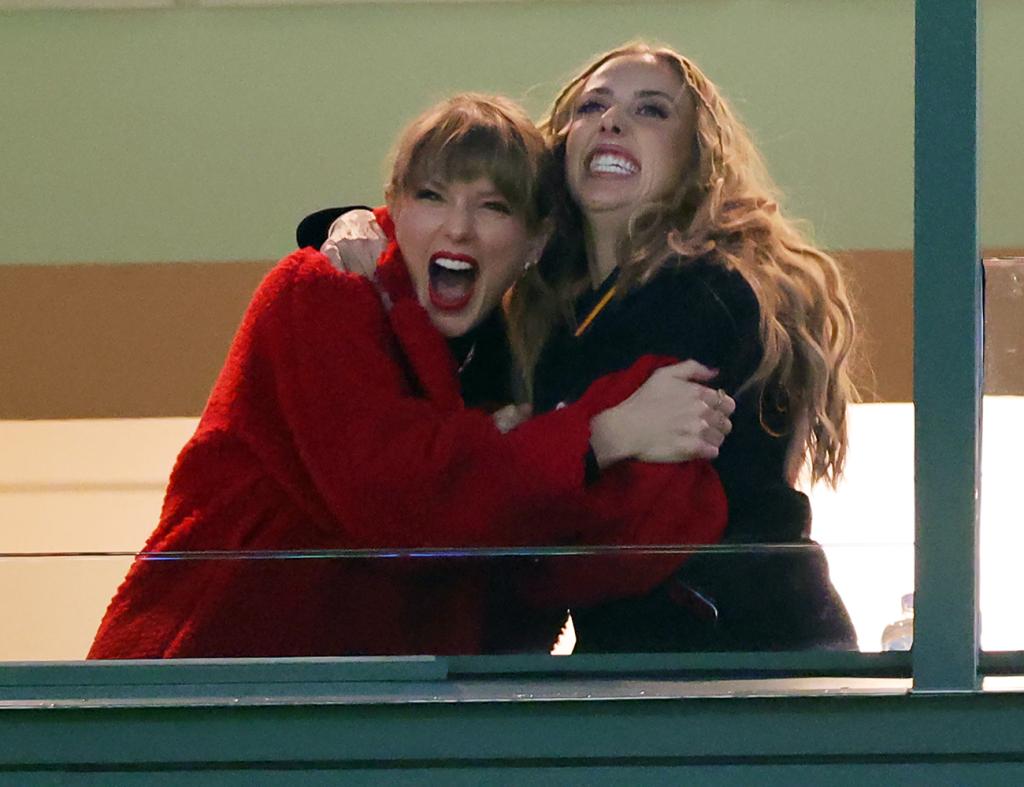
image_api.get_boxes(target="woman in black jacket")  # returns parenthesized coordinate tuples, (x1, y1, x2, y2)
(506, 42, 858, 651)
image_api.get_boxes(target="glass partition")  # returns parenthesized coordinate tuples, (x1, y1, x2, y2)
(980, 258, 1024, 652)
(0, 413, 918, 662)
(2, 545, 920, 662)
(977, 0, 1024, 662)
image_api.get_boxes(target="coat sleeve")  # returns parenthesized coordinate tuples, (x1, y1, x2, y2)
(510, 263, 747, 609)
(215, 250, 651, 550)
(509, 458, 728, 610)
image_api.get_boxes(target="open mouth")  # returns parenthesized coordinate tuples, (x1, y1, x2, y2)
(428, 252, 479, 311)
(586, 145, 641, 177)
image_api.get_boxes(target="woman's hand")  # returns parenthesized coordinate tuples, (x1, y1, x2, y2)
(320, 209, 387, 277)
(492, 403, 533, 434)
(589, 360, 735, 466)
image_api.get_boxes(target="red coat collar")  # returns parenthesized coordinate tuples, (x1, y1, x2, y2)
(370, 206, 415, 303)
(370, 206, 464, 411)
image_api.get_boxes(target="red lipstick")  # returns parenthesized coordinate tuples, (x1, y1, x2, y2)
(427, 251, 479, 312)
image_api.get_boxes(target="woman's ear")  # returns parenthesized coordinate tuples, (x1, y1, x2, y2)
(384, 188, 401, 222)
(526, 219, 554, 269)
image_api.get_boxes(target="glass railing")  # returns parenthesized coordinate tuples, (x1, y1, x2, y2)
(981, 257, 1024, 653)
(0, 542, 920, 662)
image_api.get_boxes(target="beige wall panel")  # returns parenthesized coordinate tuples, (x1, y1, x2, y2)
(0, 417, 197, 485)
(0, 490, 167, 553)
(0, 557, 134, 661)
(0, 417, 196, 661)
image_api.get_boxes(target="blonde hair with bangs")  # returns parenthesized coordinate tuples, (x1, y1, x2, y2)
(507, 43, 858, 486)
(387, 93, 553, 232)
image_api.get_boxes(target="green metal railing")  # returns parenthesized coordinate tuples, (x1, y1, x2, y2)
(912, 0, 982, 692)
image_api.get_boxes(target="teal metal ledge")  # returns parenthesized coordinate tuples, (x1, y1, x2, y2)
(0, 651, 909, 706)
(4, 687, 1024, 782)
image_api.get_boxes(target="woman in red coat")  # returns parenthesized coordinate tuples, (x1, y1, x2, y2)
(88, 94, 730, 659)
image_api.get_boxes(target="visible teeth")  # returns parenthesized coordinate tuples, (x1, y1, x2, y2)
(589, 153, 639, 175)
(434, 257, 474, 272)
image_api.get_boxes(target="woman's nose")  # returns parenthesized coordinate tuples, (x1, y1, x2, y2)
(599, 106, 624, 134)
(442, 206, 474, 240)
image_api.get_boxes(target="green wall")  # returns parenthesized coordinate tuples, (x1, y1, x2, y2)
(1, 0, 1020, 264)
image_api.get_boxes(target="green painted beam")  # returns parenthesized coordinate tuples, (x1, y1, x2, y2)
(912, 0, 982, 691)
(5, 690, 1024, 771)
(0, 652, 911, 704)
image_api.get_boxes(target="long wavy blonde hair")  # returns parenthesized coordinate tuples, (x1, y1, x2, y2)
(507, 42, 858, 486)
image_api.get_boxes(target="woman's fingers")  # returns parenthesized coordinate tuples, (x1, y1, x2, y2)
(678, 434, 720, 461)
(368, 221, 387, 241)
(720, 392, 736, 416)
(696, 384, 735, 414)
(320, 240, 344, 270)
(321, 211, 387, 277)
(492, 403, 532, 434)
(677, 394, 732, 457)
(327, 209, 377, 240)
(659, 360, 735, 413)
(699, 415, 729, 448)
(591, 361, 737, 464)
(321, 237, 386, 277)
(715, 388, 736, 416)
(661, 359, 718, 383)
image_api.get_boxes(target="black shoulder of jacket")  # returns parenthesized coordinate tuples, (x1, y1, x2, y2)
(645, 255, 762, 391)
(657, 254, 760, 334)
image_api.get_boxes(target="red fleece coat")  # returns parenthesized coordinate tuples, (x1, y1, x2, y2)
(88, 218, 726, 659)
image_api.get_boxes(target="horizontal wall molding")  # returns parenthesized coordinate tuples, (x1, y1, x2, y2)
(2, 249, 1021, 419)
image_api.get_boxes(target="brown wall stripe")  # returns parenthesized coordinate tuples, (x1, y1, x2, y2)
(2, 251, 1021, 419)
(2, 261, 273, 420)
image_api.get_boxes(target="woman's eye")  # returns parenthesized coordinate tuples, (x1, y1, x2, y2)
(482, 200, 512, 215)
(636, 103, 669, 119)
(414, 188, 443, 202)
(576, 99, 606, 115)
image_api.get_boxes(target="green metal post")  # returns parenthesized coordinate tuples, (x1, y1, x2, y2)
(913, 0, 982, 691)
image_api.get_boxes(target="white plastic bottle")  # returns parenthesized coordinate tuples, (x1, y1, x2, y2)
(881, 592, 914, 651)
